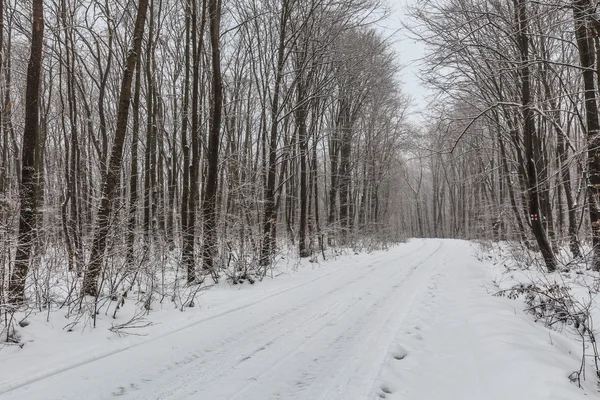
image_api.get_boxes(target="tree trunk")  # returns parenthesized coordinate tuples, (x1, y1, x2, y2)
(297, 78, 309, 257)
(82, 0, 149, 297)
(181, 0, 193, 283)
(0, 0, 5, 202)
(260, 0, 289, 267)
(516, 0, 556, 272)
(9, 0, 44, 303)
(127, 60, 142, 269)
(573, 0, 600, 269)
(201, 0, 222, 277)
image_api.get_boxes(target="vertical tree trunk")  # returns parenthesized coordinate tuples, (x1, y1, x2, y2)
(338, 117, 352, 242)
(327, 132, 339, 246)
(59, 0, 82, 272)
(0, 0, 5, 201)
(168, 76, 178, 245)
(296, 72, 309, 257)
(9, 0, 44, 303)
(82, 0, 149, 297)
(127, 61, 142, 269)
(181, 0, 193, 283)
(260, 0, 289, 266)
(97, 4, 113, 177)
(516, 0, 556, 272)
(144, 3, 155, 240)
(187, 0, 207, 281)
(3, 22, 16, 189)
(312, 130, 323, 253)
(573, 0, 600, 269)
(201, 0, 222, 276)
(539, 36, 581, 257)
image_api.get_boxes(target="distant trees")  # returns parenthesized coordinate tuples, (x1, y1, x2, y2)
(406, 0, 600, 269)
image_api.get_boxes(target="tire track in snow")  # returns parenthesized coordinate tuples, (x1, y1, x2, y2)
(127, 242, 435, 400)
(365, 245, 449, 400)
(322, 242, 447, 400)
(0, 241, 428, 398)
(187, 241, 446, 400)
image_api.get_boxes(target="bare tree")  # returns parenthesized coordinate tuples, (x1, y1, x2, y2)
(201, 0, 223, 278)
(9, 0, 45, 303)
(82, 0, 150, 297)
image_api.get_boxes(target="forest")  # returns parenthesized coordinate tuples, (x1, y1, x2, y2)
(0, 0, 409, 311)
(3, 0, 600, 398)
(2, 0, 600, 334)
(408, 0, 600, 274)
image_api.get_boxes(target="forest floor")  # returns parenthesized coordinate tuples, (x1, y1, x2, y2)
(0, 239, 597, 399)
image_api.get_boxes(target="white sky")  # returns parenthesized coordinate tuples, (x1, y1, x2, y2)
(379, 0, 430, 123)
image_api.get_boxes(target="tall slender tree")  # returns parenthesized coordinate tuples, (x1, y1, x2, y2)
(573, 0, 600, 270)
(82, 0, 150, 296)
(201, 0, 223, 276)
(9, 0, 45, 303)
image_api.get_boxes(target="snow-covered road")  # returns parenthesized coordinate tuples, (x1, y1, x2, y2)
(0, 239, 594, 399)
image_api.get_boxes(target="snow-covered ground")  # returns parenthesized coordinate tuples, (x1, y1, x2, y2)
(0, 239, 596, 399)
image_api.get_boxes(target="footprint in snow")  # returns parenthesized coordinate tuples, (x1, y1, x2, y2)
(295, 380, 308, 389)
(391, 346, 408, 360)
(381, 384, 393, 394)
(112, 387, 126, 397)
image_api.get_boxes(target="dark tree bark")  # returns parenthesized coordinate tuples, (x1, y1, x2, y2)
(260, 0, 290, 267)
(296, 60, 310, 258)
(327, 129, 339, 246)
(59, 0, 82, 273)
(143, 2, 157, 240)
(516, 0, 556, 272)
(181, 0, 193, 283)
(9, 0, 45, 303)
(312, 130, 323, 254)
(201, 0, 222, 276)
(0, 0, 5, 200)
(184, 0, 207, 282)
(127, 60, 142, 269)
(96, 5, 114, 176)
(338, 127, 352, 240)
(573, 0, 600, 269)
(538, 34, 581, 258)
(82, 0, 150, 297)
(168, 74, 178, 245)
(336, 99, 353, 243)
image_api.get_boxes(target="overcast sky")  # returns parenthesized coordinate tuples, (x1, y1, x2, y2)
(379, 0, 429, 122)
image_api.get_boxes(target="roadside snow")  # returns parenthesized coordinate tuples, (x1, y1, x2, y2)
(0, 239, 596, 399)
(374, 242, 595, 400)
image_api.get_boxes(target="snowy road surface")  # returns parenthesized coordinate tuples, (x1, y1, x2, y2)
(0, 240, 593, 399)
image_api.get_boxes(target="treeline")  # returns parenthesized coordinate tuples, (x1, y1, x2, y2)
(405, 0, 600, 271)
(0, 0, 410, 306)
